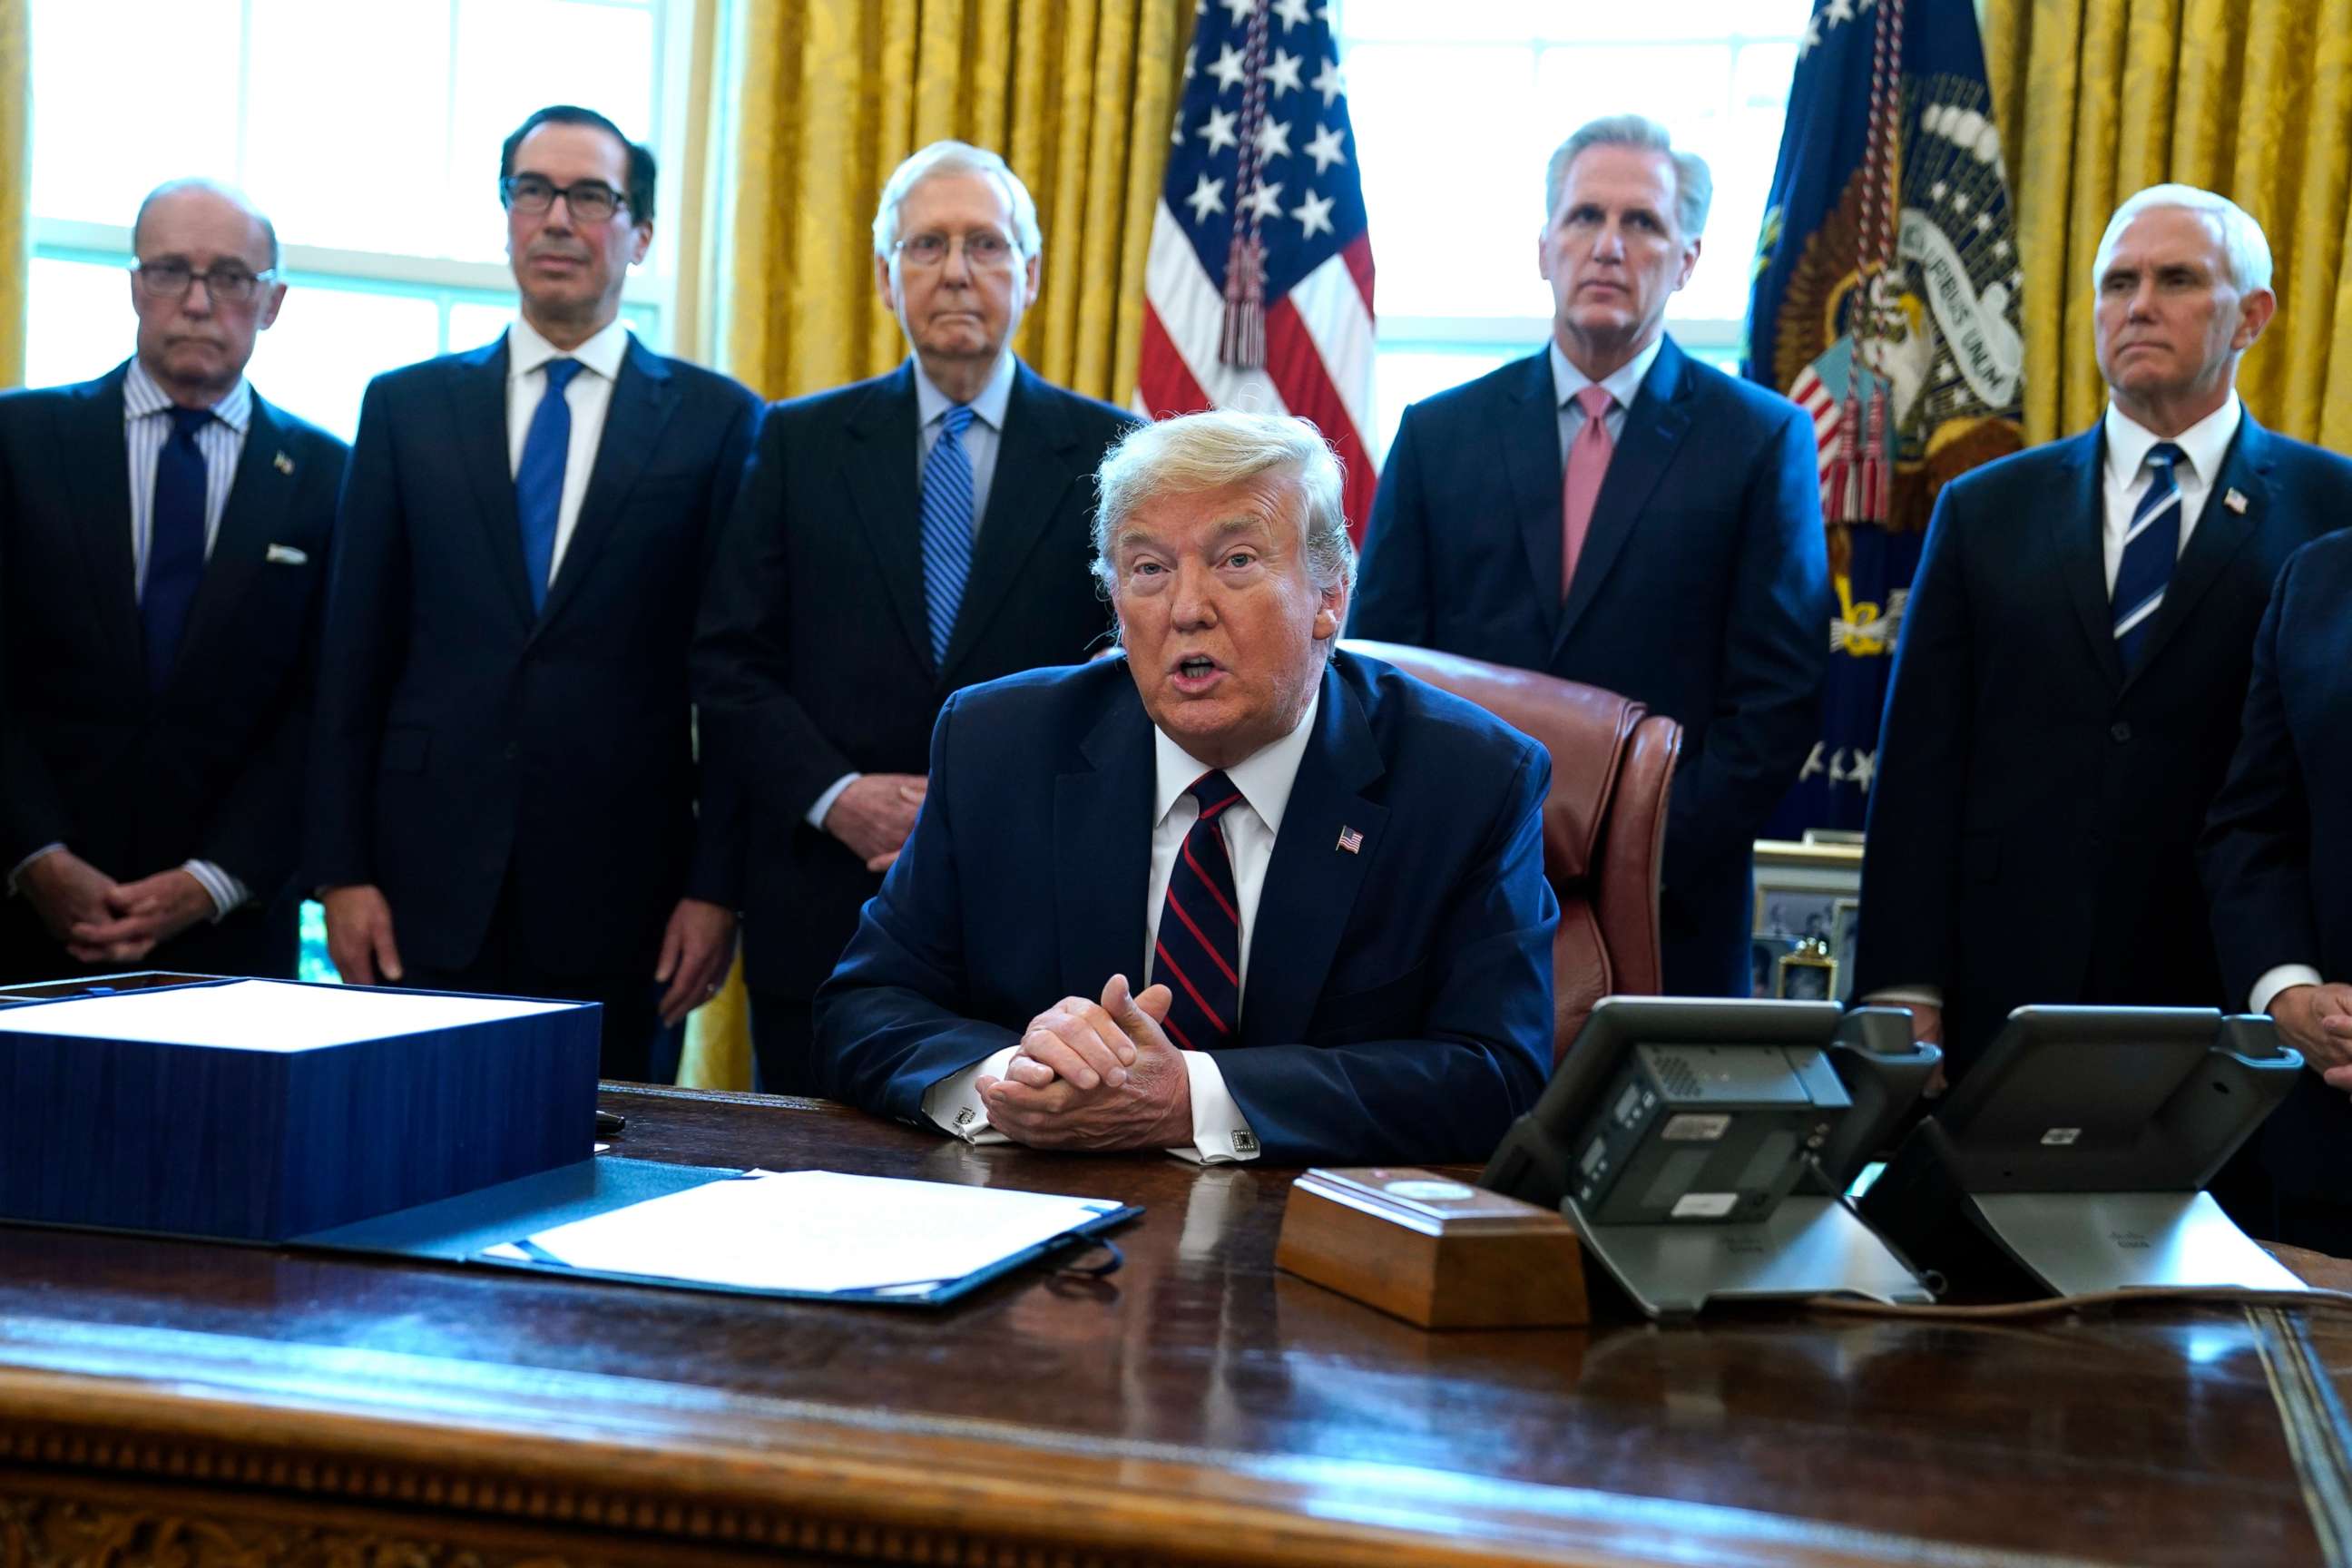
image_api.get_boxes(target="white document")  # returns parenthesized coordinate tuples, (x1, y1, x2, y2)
(480, 1170, 1123, 1298)
(0, 978, 575, 1052)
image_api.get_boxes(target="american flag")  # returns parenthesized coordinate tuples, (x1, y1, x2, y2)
(1136, 0, 1378, 539)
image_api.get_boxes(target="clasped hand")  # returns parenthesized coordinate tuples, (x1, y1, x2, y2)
(2271, 982, 2352, 1092)
(975, 974, 1192, 1150)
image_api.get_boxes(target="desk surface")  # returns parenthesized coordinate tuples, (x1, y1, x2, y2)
(0, 1084, 2342, 1567)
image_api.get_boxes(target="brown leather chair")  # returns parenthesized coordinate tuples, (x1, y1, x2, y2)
(1342, 641, 1682, 1064)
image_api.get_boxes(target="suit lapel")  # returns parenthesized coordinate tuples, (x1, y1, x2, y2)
(1055, 674, 1155, 995)
(1555, 337, 1694, 653)
(1238, 659, 1386, 1049)
(58, 367, 142, 681)
(537, 339, 679, 631)
(841, 363, 936, 672)
(943, 364, 1084, 678)
(169, 397, 298, 684)
(2053, 427, 2126, 688)
(446, 335, 537, 630)
(2124, 416, 2269, 686)
(1500, 351, 1565, 648)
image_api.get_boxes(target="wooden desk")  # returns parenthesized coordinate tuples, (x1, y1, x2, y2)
(0, 1084, 2341, 1567)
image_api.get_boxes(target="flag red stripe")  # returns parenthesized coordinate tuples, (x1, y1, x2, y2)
(1263, 296, 1379, 541)
(1340, 233, 1376, 315)
(1154, 941, 1230, 1034)
(1137, 300, 1214, 417)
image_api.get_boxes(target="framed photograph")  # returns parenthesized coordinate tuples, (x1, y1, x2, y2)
(1831, 897, 1862, 980)
(1754, 884, 1842, 945)
(1749, 934, 1798, 999)
(1775, 943, 1838, 1002)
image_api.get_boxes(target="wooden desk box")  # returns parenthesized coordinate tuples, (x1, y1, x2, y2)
(0, 977, 598, 1242)
(1276, 1166, 1589, 1328)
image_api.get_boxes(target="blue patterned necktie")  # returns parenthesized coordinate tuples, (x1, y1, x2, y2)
(919, 404, 977, 670)
(515, 358, 583, 613)
(142, 405, 212, 691)
(1155, 771, 1245, 1051)
(2112, 440, 2186, 671)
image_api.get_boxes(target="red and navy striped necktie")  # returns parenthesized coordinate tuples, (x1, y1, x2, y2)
(1156, 769, 1244, 1051)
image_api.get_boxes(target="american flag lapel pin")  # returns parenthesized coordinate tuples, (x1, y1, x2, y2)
(1336, 826, 1363, 854)
(2224, 487, 2249, 514)
(273, 451, 295, 475)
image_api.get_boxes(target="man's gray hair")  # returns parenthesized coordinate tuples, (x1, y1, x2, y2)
(132, 177, 281, 269)
(1544, 114, 1711, 240)
(871, 141, 1043, 261)
(2092, 182, 2273, 295)
(1091, 410, 1355, 603)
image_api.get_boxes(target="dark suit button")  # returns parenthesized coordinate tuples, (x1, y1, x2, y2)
(2111, 721, 2132, 743)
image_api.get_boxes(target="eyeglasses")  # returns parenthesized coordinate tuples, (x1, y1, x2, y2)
(501, 174, 629, 222)
(893, 230, 1019, 269)
(132, 260, 278, 305)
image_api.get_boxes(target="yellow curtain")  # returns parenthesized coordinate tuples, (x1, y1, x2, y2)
(0, 0, 29, 389)
(1984, 0, 2352, 451)
(681, 0, 1188, 1091)
(724, 0, 1190, 403)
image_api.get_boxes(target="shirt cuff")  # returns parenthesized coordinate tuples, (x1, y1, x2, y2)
(921, 1045, 1015, 1145)
(1863, 985, 1943, 1010)
(181, 860, 250, 921)
(2253, 965, 2326, 1017)
(807, 772, 862, 831)
(1168, 1050, 1260, 1165)
(5, 843, 66, 897)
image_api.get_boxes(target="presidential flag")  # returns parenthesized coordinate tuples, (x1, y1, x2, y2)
(1137, 0, 1377, 538)
(1746, 0, 2026, 834)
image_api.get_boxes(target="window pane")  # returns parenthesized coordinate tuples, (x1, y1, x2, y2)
(1367, 347, 1519, 464)
(30, 0, 241, 229)
(449, 299, 521, 352)
(447, 0, 660, 266)
(244, 0, 456, 256)
(24, 256, 134, 390)
(246, 284, 443, 439)
(1349, 44, 1546, 320)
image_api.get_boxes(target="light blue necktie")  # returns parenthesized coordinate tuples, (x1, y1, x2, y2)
(515, 358, 583, 613)
(919, 404, 977, 670)
(2112, 441, 2185, 671)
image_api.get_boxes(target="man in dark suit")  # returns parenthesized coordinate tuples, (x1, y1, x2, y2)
(815, 411, 1556, 1166)
(1857, 184, 2349, 1091)
(308, 106, 759, 1079)
(694, 141, 1139, 1093)
(0, 180, 346, 984)
(2202, 530, 2352, 1252)
(1353, 114, 1828, 999)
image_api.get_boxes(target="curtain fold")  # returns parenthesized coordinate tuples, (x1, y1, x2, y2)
(681, 0, 1188, 1090)
(1, 0, 30, 389)
(1984, 0, 2352, 449)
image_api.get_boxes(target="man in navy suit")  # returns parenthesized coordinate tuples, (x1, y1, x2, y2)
(694, 142, 1138, 1094)
(2203, 531, 2352, 1252)
(308, 106, 760, 1079)
(1353, 114, 1828, 999)
(815, 411, 1556, 1166)
(0, 180, 346, 984)
(1857, 185, 2352, 1093)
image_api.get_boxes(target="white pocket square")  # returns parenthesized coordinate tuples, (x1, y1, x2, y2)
(265, 544, 309, 565)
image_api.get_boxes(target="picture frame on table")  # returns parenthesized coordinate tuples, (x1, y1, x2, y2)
(1749, 934, 1798, 999)
(1775, 941, 1838, 1003)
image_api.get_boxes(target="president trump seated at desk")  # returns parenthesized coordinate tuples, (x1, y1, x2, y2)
(815, 410, 1557, 1166)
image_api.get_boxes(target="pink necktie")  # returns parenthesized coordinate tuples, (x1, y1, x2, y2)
(1561, 385, 1615, 598)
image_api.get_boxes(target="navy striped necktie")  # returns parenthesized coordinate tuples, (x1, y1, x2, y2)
(142, 405, 212, 691)
(919, 404, 976, 671)
(2112, 441, 2186, 671)
(1156, 770, 1244, 1052)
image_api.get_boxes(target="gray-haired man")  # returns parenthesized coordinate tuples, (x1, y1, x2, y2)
(694, 140, 1140, 1093)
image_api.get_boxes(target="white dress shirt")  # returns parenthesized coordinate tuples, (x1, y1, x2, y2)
(6, 357, 259, 919)
(504, 314, 631, 587)
(1868, 395, 2252, 1018)
(921, 688, 1326, 1163)
(1549, 334, 1663, 464)
(806, 350, 1021, 831)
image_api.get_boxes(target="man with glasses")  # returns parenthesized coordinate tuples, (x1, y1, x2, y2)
(0, 179, 346, 984)
(695, 140, 1138, 1094)
(308, 105, 760, 1081)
